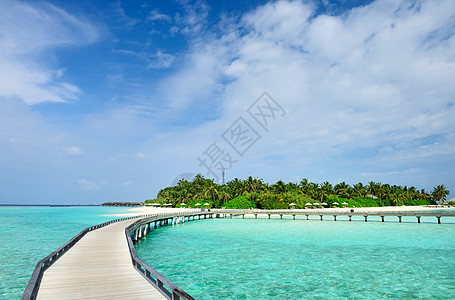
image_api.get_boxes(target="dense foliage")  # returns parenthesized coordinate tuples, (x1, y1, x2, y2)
(145, 174, 449, 209)
(223, 196, 257, 209)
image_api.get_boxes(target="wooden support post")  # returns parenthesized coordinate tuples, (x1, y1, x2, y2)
(280, 214, 283, 219)
(417, 216, 421, 223)
(172, 291, 180, 300)
(320, 215, 323, 221)
(204, 214, 206, 219)
(183, 217, 185, 223)
(437, 216, 441, 224)
(230, 214, 232, 218)
(398, 216, 402, 223)
(199, 215, 201, 220)
(348, 215, 352, 221)
(255, 214, 257, 219)
(293, 215, 295, 220)
(306, 215, 309, 220)
(242, 214, 245, 219)
(268, 214, 271, 219)
(381, 216, 384, 222)
(364, 215, 368, 222)
(333, 215, 337, 221)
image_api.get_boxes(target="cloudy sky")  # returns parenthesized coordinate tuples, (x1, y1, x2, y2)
(0, 0, 454, 204)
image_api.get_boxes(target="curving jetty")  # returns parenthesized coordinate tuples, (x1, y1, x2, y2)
(22, 212, 214, 300)
(23, 208, 454, 299)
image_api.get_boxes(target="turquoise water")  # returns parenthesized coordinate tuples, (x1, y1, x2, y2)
(136, 216, 455, 299)
(0, 206, 131, 299)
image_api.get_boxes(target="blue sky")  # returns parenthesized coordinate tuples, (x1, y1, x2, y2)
(0, 0, 454, 204)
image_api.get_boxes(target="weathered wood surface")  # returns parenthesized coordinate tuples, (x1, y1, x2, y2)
(37, 219, 164, 300)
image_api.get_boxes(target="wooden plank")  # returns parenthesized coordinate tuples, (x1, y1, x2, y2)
(37, 219, 165, 299)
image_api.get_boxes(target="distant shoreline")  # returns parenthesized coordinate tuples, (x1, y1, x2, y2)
(0, 204, 101, 207)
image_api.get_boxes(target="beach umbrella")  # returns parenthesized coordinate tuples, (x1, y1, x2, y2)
(164, 203, 172, 206)
(203, 203, 210, 206)
(321, 202, 328, 206)
(313, 202, 320, 206)
(306, 203, 312, 206)
(195, 203, 201, 206)
(342, 202, 348, 205)
(332, 202, 339, 205)
(289, 203, 296, 206)
(180, 203, 186, 206)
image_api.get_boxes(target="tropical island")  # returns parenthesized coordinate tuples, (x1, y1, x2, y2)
(145, 174, 450, 209)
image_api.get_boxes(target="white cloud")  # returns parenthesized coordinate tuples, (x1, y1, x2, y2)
(0, 0, 99, 105)
(1, 0, 454, 204)
(153, 0, 455, 189)
(148, 9, 172, 22)
(64, 146, 83, 156)
(77, 179, 100, 190)
(148, 51, 175, 69)
(174, 0, 209, 34)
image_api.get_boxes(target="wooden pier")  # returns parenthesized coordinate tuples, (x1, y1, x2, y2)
(37, 218, 164, 300)
(23, 212, 214, 300)
(23, 208, 454, 299)
(213, 208, 455, 223)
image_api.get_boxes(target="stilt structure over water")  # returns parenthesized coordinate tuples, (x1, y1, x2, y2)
(23, 208, 454, 299)
(211, 208, 455, 224)
(22, 211, 214, 300)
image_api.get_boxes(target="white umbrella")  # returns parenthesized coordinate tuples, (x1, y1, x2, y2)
(321, 202, 328, 206)
(195, 203, 201, 206)
(306, 203, 312, 206)
(332, 202, 339, 205)
(164, 203, 172, 206)
(313, 203, 320, 206)
(342, 202, 348, 205)
(289, 203, 296, 206)
(203, 203, 210, 206)
(180, 203, 186, 206)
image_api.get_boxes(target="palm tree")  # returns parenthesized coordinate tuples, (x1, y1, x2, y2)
(204, 184, 219, 203)
(334, 182, 350, 199)
(432, 185, 450, 204)
(353, 183, 365, 198)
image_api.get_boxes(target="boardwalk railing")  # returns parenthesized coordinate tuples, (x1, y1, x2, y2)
(125, 211, 215, 300)
(22, 210, 212, 300)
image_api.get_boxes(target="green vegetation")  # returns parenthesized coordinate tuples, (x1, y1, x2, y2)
(224, 196, 256, 209)
(145, 174, 449, 209)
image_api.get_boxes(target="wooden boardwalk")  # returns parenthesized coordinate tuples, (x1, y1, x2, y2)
(37, 218, 165, 300)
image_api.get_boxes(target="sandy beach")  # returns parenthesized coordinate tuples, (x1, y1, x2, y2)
(105, 205, 454, 217)
(105, 207, 199, 217)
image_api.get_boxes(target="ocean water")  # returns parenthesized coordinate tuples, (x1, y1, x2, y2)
(0, 206, 131, 299)
(136, 216, 455, 299)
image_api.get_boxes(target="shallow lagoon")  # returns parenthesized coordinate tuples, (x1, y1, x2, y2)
(0, 206, 131, 299)
(136, 216, 455, 299)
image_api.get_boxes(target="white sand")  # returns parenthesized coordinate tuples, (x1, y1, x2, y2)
(104, 205, 452, 217)
(105, 207, 200, 217)
(289, 205, 452, 214)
